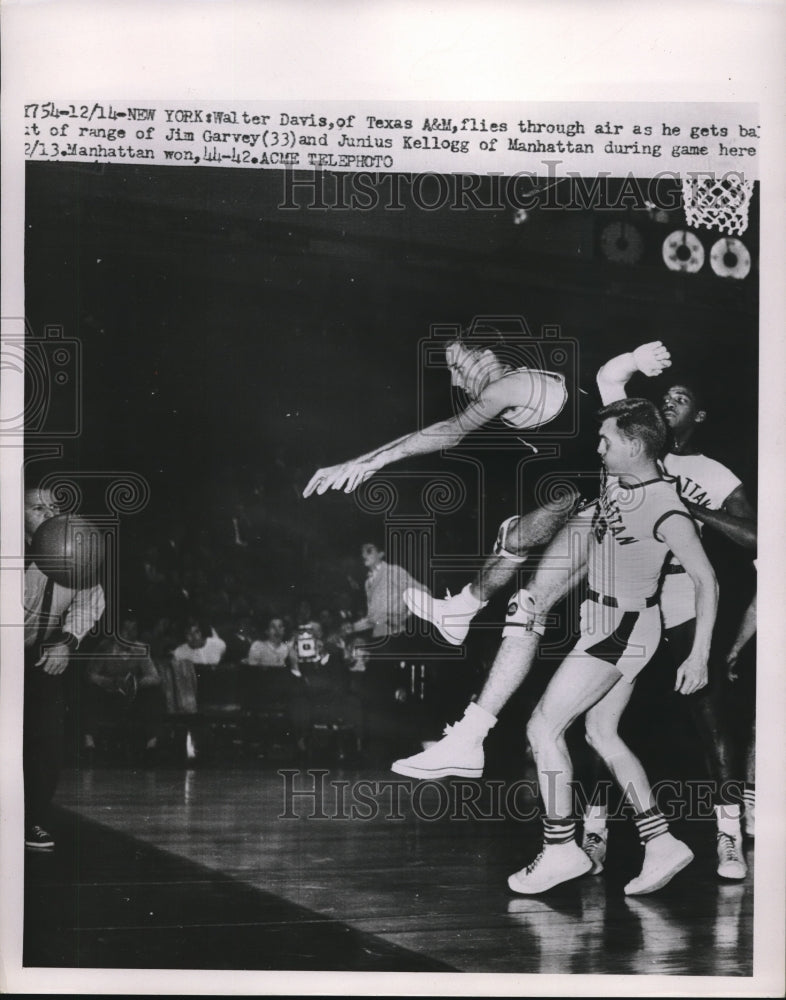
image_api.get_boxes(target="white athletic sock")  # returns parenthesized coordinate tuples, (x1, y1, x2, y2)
(461, 700, 497, 737)
(715, 803, 742, 836)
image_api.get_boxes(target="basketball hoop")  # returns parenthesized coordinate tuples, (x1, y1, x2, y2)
(681, 171, 754, 237)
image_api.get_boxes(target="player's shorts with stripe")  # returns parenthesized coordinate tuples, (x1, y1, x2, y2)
(572, 590, 661, 683)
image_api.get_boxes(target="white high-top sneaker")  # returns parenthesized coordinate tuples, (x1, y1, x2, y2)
(715, 804, 747, 880)
(508, 842, 593, 895)
(624, 833, 694, 896)
(390, 702, 496, 778)
(403, 583, 485, 646)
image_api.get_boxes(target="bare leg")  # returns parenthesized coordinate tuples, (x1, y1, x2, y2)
(392, 515, 589, 779)
(468, 492, 580, 604)
(584, 676, 652, 815)
(476, 520, 589, 715)
(506, 651, 623, 894)
(404, 491, 583, 647)
(527, 651, 624, 818)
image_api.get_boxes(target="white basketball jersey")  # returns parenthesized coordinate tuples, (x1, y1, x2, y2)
(660, 452, 741, 628)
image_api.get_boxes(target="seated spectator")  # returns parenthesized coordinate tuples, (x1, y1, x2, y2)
(224, 616, 256, 663)
(170, 619, 227, 763)
(290, 633, 363, 756)
(324, 620, 355, 665)
(317, 606, 336, 641)
(146, 615, 179, 662)
(82, 614, 165, 762)
(244, 616, 299, 706)
(172, 619, 227, 667)
(294, 598, 321, 635)
(241, 616, 300, 750)
(246, 616, 296, 669)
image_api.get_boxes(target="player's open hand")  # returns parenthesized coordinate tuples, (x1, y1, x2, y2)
(633, 341, 672, 378)
(303, 460, 378, 497)
(674, 654, 708, 695)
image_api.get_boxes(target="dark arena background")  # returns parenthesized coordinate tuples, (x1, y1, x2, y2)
(22, 162, 757, 978)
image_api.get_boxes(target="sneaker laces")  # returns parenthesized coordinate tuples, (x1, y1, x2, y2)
(584, 832, 605, 852)
(523, 850, 545, 875)
(717, 832, 741, 862)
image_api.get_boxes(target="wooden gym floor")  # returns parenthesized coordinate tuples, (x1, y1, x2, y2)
(24, 759, 753, 979)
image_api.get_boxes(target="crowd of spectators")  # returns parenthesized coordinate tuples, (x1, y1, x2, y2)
(71, 508, 432, 767)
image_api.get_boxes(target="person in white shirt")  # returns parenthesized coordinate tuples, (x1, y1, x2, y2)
(353, 544, 416, 640)
(171, 619, 227, 762)
(246, 616, 296, 669)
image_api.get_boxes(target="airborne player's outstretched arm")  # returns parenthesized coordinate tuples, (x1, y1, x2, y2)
(596, 341, 672, 405)
(303, 375, 519, 497)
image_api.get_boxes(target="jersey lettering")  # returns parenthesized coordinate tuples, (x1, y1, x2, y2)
(670, 473, 710, 507)
(592, 494, 637, 546)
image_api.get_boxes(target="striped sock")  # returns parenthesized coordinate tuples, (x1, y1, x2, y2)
(633, 807, 668, 844)
(543, 818, 576, 845)
(743, 785, 755, 813)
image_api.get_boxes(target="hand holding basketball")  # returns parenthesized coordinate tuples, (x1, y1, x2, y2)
(29, 513, 104, 589)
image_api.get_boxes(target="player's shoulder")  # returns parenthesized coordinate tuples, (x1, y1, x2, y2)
(664, 450, 737, 478)
(475, 369, 526, 406)
(493, 366, 557, 389)
(487, 367, 568, 428)
(646, 478, 693, 535)
(641, 477, 688, 517)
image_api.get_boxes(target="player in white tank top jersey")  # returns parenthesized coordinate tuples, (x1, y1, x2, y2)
(507, 397, 717, 896)
(591, 351, 756, 881)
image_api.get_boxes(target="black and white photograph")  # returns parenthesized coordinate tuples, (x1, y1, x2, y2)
(2, 4, 784, 997)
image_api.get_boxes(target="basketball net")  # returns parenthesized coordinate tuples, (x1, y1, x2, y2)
(681, 171, 754, 236)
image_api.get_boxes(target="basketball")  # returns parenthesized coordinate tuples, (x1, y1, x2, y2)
(29, 513, 104, 589)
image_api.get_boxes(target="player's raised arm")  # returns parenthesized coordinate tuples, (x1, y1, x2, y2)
(658, 512, 719, 695)
(303, 378, 514, 497)
(596, 341, 672, 405)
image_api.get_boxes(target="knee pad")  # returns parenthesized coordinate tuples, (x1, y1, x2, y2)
(493, 516, 529, 564)
(502, 588, 546, 639)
